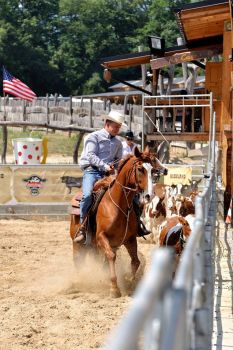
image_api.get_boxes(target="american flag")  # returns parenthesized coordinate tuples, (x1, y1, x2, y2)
(3, 66, 36, 102)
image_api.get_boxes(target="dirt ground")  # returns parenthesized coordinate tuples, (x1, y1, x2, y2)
(0, 219, 155, 350)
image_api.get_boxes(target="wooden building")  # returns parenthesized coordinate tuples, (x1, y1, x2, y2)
(102, 0, 233, 211)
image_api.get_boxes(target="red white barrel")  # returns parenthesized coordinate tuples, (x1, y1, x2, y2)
(12, 138, 42, 165)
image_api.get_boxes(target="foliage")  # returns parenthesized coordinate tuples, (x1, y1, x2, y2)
(0, 0, 192, 96)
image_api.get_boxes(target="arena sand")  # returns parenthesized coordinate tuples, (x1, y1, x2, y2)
(0, 219, 154, 350)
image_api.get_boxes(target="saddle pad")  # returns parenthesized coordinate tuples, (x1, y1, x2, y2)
(70, 207, 80, 215)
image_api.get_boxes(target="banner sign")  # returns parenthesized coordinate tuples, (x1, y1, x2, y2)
(162, 166, 192, 186)
(150, 48, 222, 70)
(0, 165, 83, 204)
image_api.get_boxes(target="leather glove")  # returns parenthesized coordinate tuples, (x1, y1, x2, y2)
(105, 164, 115, 175)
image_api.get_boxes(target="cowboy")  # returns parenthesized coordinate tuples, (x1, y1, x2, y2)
(122, 130, 137, 157)
(74, 110, 125, 243)
(75, 111, 150, 243)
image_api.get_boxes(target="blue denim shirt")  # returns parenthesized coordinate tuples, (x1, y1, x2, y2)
(79, 128, 123, 172)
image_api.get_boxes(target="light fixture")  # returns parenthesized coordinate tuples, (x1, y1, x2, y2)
(148, 36, 165, 57)
(103, 68, 112, 83)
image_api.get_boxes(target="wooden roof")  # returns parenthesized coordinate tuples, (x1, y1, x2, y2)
(102, 51, 151, 69)
(175, 0, 231, 43)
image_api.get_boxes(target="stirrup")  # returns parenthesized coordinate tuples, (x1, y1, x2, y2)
(138, 222, 151, 238)
(73, 226, 86, 243)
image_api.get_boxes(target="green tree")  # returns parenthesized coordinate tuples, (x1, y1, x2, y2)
(56, 0, 153, 94)
(0, 0, 193, 96)
(0, 0, 63, 95)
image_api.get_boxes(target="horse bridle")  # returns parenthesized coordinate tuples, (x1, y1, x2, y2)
(117, 158, 152, 191)
(108, 158, 152, 216)
(107, 157, 152, 246)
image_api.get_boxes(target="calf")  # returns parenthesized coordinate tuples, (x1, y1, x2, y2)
(159, 215, 191, 256)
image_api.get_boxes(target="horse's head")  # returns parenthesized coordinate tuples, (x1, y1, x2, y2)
(133, 146, 153, 195)
(117, 146, 153, 195)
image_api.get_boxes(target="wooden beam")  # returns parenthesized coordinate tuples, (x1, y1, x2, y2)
(0, 121, 96, 133)
(220, 24, 233, 189)
(0, 121, 129, 139)
(151, 48, 222, 70)
(146, 132, 220, 142)
(103, 55, 151, 69)
(144, 98, 213, 106)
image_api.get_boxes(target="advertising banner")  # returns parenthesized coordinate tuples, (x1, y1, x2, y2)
(163, 166, 192, 186)
(0, 165, 83, 204)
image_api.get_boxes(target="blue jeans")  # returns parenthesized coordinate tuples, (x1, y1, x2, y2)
(80, 169, 105, 223)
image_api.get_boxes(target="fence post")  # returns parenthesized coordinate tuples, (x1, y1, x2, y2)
(89, 98, 93, 128)
(22, 99, 27, 132)
(46, 94, 50, 133)
(1, 96, 8, 164)
(160, 288, 187, 350)
(69, 95, 73, 138)
(52, 93, 58, 133)
(73, 131, 84, 164)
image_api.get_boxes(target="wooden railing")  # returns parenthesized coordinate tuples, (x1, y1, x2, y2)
(0, 96, 143, 133)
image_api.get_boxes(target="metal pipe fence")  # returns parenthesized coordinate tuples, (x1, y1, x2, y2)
(104, 164, 216, 350)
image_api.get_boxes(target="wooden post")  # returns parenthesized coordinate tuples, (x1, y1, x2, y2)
(191, 108, 195, 132)
(147, 68, 158, 134)
(138, 45, 147, 89)
(46, 94, 49, 134)
(52, 93, 58, 133)
(129, 107, 133, 131)
(103, 98, 107, 111)
(89, 98, 93, 128)
(73, 132, 85, 164)
(69, 95, 73, 138)
(22, 100, 26, 132)
(221, 25, 233, 189)
(1, 95, 7, 164)
(173, 108, 176, 132)
(123, 95, 129, 116)
(177, 37, 188, 85)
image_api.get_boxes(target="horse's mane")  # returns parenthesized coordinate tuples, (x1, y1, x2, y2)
(117, 154, 133, 175)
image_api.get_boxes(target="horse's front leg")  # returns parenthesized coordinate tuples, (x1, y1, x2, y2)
(124, 236, 140, 280)
(97, 232, 121, 298)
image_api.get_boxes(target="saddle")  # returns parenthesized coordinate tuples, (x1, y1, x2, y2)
(71, 175, 115, 245)
(70, 175, 115, 216)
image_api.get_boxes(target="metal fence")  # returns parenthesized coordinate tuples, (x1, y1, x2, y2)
(104, 107, 217, 350)
(104, 167, 216, 350)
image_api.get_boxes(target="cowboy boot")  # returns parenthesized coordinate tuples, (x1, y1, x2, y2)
(73, 222, 87, 243)
(133, 198, 151, 237)
(138, 219, 151, 237)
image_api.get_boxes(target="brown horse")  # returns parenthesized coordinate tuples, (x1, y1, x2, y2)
(70, 146, 153, 297)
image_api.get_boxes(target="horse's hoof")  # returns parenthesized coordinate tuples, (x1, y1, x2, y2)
(110, 288, 121, 298)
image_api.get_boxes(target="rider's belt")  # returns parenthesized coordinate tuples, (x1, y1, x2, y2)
(83, 165, 99, 171)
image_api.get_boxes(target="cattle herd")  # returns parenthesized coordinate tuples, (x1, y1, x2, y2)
(141, 179, 201, 261)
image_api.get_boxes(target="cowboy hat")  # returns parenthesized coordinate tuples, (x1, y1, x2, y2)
(105, 111, 127, 127)
(125, 130, 134, 140)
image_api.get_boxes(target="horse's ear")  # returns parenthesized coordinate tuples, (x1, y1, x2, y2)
(144, 145, 150, 155)
(134, 146, 141, 157)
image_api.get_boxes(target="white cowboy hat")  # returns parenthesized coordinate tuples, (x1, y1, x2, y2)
(105, 111, 127, 127)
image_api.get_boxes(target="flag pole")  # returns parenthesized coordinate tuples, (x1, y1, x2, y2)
(1, 91, 8, 164)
